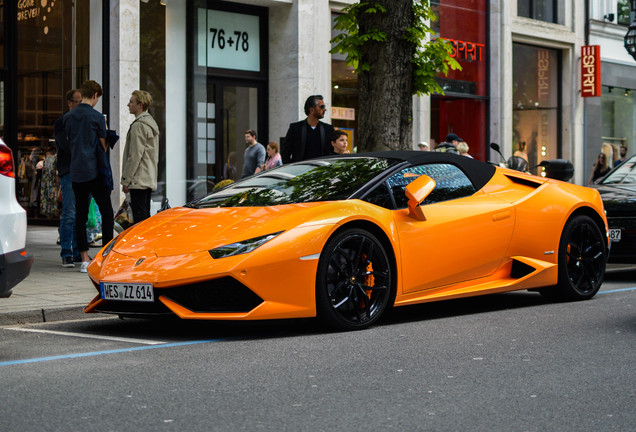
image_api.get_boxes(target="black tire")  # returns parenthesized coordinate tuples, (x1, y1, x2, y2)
(541, 215, 606, 301)
(316, 228, 394, 331)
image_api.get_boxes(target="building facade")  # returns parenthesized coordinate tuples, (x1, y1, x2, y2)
(3, 0, 622, 223)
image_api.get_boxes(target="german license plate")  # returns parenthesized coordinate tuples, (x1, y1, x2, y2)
(609, 229, 621, 242)
(100, 282, 154, 302)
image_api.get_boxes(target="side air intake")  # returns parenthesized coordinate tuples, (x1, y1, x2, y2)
(510, 259, 536, 279)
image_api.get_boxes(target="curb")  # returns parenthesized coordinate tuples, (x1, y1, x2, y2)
(0, 306, 87, 326)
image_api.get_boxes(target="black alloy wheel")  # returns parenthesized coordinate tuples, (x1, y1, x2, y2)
(316, 228, 393, 331)
(542, 215, 606, 301)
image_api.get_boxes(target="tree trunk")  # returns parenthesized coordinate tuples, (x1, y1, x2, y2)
(358, 0, 415, 152)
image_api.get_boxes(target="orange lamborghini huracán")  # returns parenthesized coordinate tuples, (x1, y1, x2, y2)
(86, 151, 608, 331)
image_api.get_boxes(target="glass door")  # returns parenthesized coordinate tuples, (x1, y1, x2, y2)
(221, 84, 259, 181)
(189, 80, 264, 201)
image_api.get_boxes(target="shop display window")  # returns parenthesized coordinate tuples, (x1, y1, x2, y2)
(140, 1, 167, 205)
(15, 0, 92, 221)
(188, 0, 268, 195)
(601, 85, 635, 161)
(517, 0, 558, 24)
(512, 43, 561, 176)
(431, 0, 488, 160)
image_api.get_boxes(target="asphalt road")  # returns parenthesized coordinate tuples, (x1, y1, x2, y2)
(1, 269, 634, 432)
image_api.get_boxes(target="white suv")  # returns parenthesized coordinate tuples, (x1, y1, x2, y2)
(0, 138, 33, 297)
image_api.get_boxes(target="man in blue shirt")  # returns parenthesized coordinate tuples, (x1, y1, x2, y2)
(64, 80, 113, 272)
(54, 89, 82, 268)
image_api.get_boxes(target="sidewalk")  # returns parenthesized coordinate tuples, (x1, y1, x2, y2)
(0, 225, 98, 325)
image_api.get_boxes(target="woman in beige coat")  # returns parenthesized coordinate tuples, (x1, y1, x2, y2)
(121, 90, 160, 223)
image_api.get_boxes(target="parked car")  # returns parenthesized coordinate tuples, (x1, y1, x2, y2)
(592, 154, 636, 263)
(85, 151, 608, 331)
(0, 138, 33, 297)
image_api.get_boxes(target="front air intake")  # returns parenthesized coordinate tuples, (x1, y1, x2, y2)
(162, 277, 263, 313)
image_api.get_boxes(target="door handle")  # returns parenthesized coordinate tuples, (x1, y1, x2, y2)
(492, 211, 511, 222)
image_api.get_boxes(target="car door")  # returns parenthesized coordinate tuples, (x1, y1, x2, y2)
(388, 163, 515, 293)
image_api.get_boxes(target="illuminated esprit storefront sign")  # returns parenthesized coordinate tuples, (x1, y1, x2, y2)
(581, 45, 601, 97)
(443, 38, 486, 62)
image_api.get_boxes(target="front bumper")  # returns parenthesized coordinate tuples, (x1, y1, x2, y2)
(0, 248, 34, 297)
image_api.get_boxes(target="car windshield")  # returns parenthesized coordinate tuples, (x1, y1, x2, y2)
(189, 157, 398, 208)
(599, 157, 636, 185)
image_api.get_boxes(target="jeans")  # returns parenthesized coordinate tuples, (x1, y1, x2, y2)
(129, 188, 152, 223)
(73, 177, 114, 252)
(59, 174, 80, 260)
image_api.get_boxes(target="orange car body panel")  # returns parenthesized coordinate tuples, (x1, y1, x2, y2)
(86, 166, 608, 321)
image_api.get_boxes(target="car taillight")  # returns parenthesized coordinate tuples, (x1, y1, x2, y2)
(0, 145, 15, 178)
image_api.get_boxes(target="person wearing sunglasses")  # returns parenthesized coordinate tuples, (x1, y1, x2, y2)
(281, 94, 335, 164)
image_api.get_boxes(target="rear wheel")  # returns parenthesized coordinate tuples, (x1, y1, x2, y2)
(316, 228, 393, 331)
(541, 215, 606, 301)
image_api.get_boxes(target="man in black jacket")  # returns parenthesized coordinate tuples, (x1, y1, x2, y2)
(281, 95, 335, 163)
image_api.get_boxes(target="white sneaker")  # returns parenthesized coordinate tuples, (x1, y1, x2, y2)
(80, 262, 90, 273)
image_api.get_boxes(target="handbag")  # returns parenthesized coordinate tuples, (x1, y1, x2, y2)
(87, 198, 97, 229)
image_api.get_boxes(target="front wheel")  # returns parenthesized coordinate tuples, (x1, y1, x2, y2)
(316, 228, 394, 331)
(541, 215, 606, 301)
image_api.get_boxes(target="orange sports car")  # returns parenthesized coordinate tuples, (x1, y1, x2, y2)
(85, 152, 609, 331)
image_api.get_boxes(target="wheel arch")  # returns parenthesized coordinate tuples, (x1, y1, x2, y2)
(565, 206, 609, 251)
(327, 220, 399, 303)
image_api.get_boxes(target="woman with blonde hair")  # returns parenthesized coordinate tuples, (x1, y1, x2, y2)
(256, 141, 282, 173)
(457, 141, 473, 158)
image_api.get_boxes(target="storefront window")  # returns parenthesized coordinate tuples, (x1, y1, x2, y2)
(331, 15, 358, 150)
(431, 0, 488, 160)
(518, 0, 557, 23)
(189, 1, 267, 198)
(513, 43, 561, 175)
(16, 0, 92, 221)
(601, 85, 635, 159)
(140, 1, 166, 204)
(617, 0, 632, 26)
(0, 2, 4, 68)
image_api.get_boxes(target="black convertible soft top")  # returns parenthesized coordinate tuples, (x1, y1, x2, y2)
(329, 150, 497, 192)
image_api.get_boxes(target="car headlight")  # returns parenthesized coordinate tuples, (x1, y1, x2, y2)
(102, 235, 120, 258)
(209, 231, 283, 259)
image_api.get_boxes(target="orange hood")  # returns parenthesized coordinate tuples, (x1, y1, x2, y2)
(112, 203, 332, 258)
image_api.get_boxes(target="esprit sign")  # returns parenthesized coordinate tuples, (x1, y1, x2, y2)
(331, 107, 355, 121)
(537, 49, 550, 102)
(581, 45, 601, 97)
(443, 38, 485, 62)
(198, 9, 260, 72)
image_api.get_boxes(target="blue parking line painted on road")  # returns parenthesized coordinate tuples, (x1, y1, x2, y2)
(0, 339, 224, 367)
(599, 286, 636, 294)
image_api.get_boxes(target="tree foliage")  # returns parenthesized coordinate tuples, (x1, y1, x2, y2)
(330, 1, 461, 152)
(331, 1, 460, 96)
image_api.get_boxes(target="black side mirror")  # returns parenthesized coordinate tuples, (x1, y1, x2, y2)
(541, 159, 574, 182)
